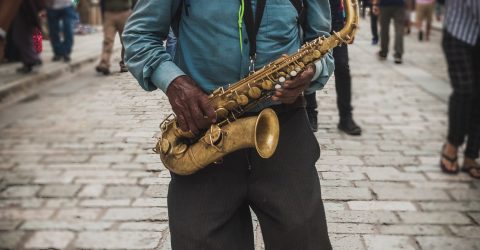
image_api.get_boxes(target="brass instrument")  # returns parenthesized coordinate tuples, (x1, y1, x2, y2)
(155, 0, 359, 175)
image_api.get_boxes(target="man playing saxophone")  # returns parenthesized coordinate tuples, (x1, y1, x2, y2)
(123, 0, 335, 249)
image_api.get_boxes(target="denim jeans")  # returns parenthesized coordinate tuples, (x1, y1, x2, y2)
(47, 6, 76, 57)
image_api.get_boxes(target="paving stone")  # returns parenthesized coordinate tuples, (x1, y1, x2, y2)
(363, 235, 416, 250)
(418, 201, 480, 212)
(44, 198, 78, 207)
(449, 189, 480, 201)
(371, 187, 450, 201)
(0, 232, 24, 249)
(39, 184, 81, 197)
(328, 223, 377, 234)
(132, 198, 168, 207)
(364, 156, 418, 166)
(449, 226, 480, 238)
(0, 185, 40, 197)
(0, 209, 55, 220)
(379, 225, 447, 236)
(21, 220, 112, 231)
(322, 187, 372, 200)
(105, 185, 144, 198)
(24, 231, 74, 249)
(348, 201, 417, 211)
(0, 198, 44, 208)
(56, 208, 102, 220)
(323, 202, 346, 211)
(468, 212, 480, 224)
(318, 155, 364, 165)
(144, 185, 169, 197)
(75, 231, 161, 249)
(103, 207, 168, 221)
(0, 220, 21, 230)
(398, 212, 472, 225)
(416, 236, 480, 250)
(321, 171, 366, 180)
(77, 184, 105, 197)
(80, 199, 131, 207)
(75, 177, 138, 184)
(327, 211, 399, 224)
(119, 222, 169, 231)
(329, 234, 365, 250)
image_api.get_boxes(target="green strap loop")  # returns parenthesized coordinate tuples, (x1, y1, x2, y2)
(238, 0, 245, 53)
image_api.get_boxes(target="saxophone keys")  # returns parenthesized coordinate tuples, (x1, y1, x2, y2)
(295, 66, 302, 72)
(215, 107, 229, 119)
(224, 100, 237, 110)
(236, 95, 249, 106)
(261, 80, 274, 90)
(278, 76, 286, 83)
(290, 70, 297, 77)
(313, 50, 321, 59)
(248, 87, 262, 99)
(159, 138, 171, 154)
(172, 144, 188, 156)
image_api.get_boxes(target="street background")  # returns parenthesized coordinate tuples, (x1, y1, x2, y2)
(0, 17, 479, 250)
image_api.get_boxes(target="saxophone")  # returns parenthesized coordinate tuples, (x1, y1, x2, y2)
(155, 0, 359, 175)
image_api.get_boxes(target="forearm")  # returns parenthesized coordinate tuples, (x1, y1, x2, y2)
(123, 0, 185, 92)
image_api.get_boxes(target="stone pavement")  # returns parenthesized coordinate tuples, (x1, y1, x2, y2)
(0, 30, 121, 108)
(0, 25, 479, 249)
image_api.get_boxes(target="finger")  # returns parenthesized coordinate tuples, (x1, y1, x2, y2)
(188, 100, 206, 130)
(175, 110, 188, 132)
(182, 108, 199, 134)
(199, 96, 216, 123)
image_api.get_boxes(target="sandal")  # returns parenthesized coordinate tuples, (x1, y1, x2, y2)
(440, 144, 460, 174)
(462, 162, 480, 179)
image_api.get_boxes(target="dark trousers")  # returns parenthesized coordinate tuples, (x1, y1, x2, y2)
(442, 30, 480, 159)
(306, 45, 353, 120)
(47, 6, 75, 57)
(10, 14, 40, 66)
(379, 6, 405, 57)
(168, 107, 332, 250)
(371, 12, 379, 41)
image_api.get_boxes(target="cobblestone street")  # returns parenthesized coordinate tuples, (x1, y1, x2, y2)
(0, 25, 479, 249)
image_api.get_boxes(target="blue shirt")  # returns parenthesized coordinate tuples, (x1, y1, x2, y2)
(123, 0, 334, 97)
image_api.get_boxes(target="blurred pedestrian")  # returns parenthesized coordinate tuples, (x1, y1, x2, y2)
(95, 0, 133, 75)
(415, 0, 435, 41)
(372, 0, 406, 64)
(370, 4, 379, 45)
(46, 0, 76, 62)
(0, 0, 23, 63)
(306, 0, 362, 135)
(440, 0, 480, 179)
(10, 0, 45, 73)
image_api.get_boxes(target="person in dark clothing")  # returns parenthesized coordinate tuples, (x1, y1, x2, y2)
(372, 0, 406, 64)
(306, 0, 362, 136)
(370, 3, 379, 44)
(10, 0, 45, 73)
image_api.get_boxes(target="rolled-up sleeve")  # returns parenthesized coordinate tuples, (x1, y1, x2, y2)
(122, 0, 185, 92)
(304, 0, 335, 94)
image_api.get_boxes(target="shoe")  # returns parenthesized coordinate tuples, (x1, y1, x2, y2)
(418, 31, 424, 41)
(394, 55, 402, 64)
(377, 51, 387, 61)
(440, 144, 459, 174)
(371, 38, 378, 45)
(52, 55, 62, 61)
(119, 64, 128, 73)
(95, 65, 110, 75)
(64, 55, 71, 62)
(338, 117, 362, 136)
(16, 61, 42, 74)
(306, 110, 318, 132)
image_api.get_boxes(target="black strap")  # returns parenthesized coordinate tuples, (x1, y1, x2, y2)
(243, 0, 267, 58)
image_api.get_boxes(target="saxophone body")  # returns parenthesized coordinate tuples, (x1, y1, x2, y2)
(155, 0, 359, 175)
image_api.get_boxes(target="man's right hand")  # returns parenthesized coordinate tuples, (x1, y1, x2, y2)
(166, 76, 217, 134)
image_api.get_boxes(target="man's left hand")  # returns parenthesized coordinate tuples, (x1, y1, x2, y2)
(272, 64, 315, 104)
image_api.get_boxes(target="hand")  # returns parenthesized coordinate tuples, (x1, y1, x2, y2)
(372, 5, 380, 16)
(166, 76, 216, 134)
(272, 64, 315, 104)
